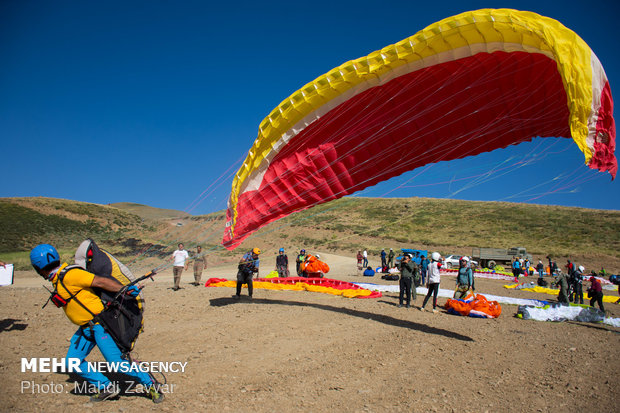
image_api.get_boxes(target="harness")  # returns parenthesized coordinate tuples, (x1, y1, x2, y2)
(43, 265, 136, 355)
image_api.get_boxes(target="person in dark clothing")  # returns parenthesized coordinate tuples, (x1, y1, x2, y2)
(419, 255, 429, 285)
(570, 265, 584, 304)
(275, 248, 289, 277)
(398, 254, 416, 308)
(296, 249, 306, 276)
(388, 248, 395, 268)
(553, 272, 570, 305)
(381, 249, 387, 269)
(235, 248, 260, 298)
(536, 260, 544, 277)
(587, 276, 605, 312)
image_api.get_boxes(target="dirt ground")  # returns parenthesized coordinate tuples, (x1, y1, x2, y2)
(1, 252, 619, 412)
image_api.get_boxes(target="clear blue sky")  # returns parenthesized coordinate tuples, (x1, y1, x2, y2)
(2, 0, 618, 214)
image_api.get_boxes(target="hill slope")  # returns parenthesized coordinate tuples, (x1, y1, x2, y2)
(2, 196, 619, 272)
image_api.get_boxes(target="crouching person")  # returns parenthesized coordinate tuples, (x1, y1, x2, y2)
(30, 244, 164, 403)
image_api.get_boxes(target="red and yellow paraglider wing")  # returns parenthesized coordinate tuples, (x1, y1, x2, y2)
(223, 8, 616, 249)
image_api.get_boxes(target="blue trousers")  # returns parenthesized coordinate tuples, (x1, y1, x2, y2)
(66, 323, 152, 390)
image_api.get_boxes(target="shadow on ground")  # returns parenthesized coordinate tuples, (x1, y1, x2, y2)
(209, 296, 474, 342)
(0, 318, 28, 332)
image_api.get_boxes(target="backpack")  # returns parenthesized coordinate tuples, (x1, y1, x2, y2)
(56, 239, 144, 356)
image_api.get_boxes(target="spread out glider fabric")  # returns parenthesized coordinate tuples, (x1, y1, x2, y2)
(205, 277, 382, 298)
(223, 8, 616, 249)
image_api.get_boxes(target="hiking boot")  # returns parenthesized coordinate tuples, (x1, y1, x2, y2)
(432, 309, 438, 314)
(419, 307, 425, 312)
(90, 387, 120, 402)
(406, 304, 411, 308)
(233, 295, 240, 299)
(148, 386, 165, 404)
(397, 304, 402, 308)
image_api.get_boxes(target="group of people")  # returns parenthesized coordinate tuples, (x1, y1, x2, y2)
(552, 261, 607, 311)
(356, 248, 397, 272)
(170, 243, 207, 291)
(22, 239, 617, 406)
(396, 252, 475, 312)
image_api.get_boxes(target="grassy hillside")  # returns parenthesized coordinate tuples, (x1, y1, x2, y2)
(240, 197, 620, 271)
(0, 198, 169, 268)
(3, 196, 619, 273)
(110, 202, 191, 220)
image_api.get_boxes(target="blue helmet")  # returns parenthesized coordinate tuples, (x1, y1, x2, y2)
(279, 248, 284, 253)
(30, 244, 60, 277)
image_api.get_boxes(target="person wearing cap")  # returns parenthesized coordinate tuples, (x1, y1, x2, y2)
(191, 245, 207, 286)
(387, 248, 395, 268)
(587, 276, 605, 312)
(421, 252, 442, 313)
(275, 248, 289, 277)
(380, 249, 387, 269)
(552, 271, 570, 305)
(536, 260, 545, 278)
(296, 249, 306, 276)
(29, 244, 164, 403)
(571, 265, 584, 304)
(235, 248, 261, 299)
(454, 257, 474, 299)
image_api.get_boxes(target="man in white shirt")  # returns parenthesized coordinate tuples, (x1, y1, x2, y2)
(171, 243, 189, 291)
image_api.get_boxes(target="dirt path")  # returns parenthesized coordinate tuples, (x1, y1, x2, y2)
(1, 252, 618, 412)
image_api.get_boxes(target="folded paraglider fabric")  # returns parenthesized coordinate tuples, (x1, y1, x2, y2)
(205, 277, 381, 299)
(444, 294, 502, 318)
(505, 283, 619, 303)
(517, 303, 620, 327)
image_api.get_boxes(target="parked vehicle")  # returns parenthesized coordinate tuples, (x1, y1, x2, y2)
(395, 248, 428, 267)
(471, 247, 532, 269)
(443, 255, 478, 269)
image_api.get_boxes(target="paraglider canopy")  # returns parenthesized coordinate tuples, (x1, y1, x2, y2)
(223, 8, 616, 250)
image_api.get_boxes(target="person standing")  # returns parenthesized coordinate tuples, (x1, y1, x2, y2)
(29, 244, 164, 403)
(512, 257, 521, 282)
(536, 260, 544, 277)
(397, 254, 415, 308)
(421, 252, 442, 313)
(296, 249, 306, 276)
(571, 265, 585, 304)
(381, 249, 387, 269)
(275, 248, 289, 277)
(235, 248, 260, 299)
(419, 255, 429, 286)
(454, 257, 473, 299)
(192, 245, 207, 286)
(362, 250, 368, 268)
(553, 272, 570, 305)
(388, 248, 395, 268)
(587, 276, 605, 312)
(171, 243, 189, 291)
(356, 251, 363, 271)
